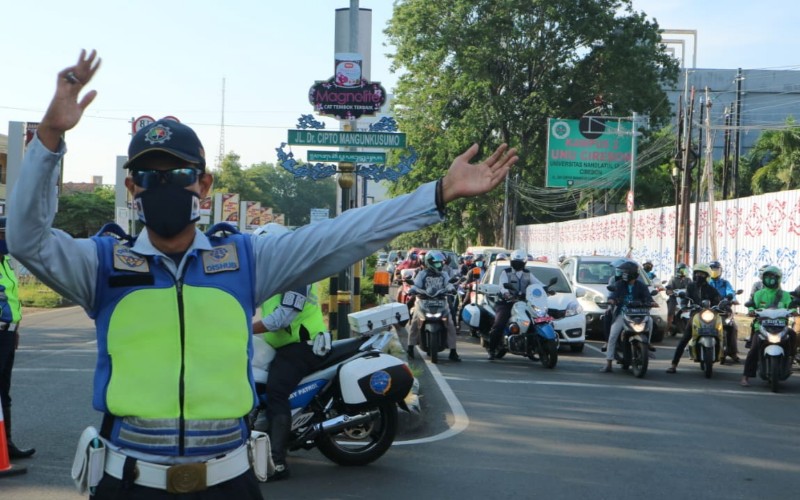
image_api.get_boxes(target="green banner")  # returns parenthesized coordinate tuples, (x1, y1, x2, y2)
(287, 130, 406, 148)
(307, 150, 386, 163)
(545, 118, 632, 188)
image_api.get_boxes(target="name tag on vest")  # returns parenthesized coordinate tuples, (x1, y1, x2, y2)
(202, 244, 240, 274)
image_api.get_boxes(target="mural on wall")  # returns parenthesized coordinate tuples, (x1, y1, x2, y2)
(516, 189, 800, 303)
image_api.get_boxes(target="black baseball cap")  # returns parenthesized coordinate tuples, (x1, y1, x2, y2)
(124, 119, 206, 171)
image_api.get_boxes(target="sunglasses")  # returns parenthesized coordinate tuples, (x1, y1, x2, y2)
(131, 168, 201, 189)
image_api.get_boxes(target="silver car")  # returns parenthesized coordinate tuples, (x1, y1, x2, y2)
(560, 255, 668, 342)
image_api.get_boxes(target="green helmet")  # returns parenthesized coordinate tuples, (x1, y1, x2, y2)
(762, 265, 782, 289)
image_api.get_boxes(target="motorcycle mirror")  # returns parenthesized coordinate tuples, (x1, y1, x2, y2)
(548, 276, 558, 286)
(650, 289, 658, 296)
(736, 289, 744, 295)
(606, 285, 616, 292)
(404, 278, 414, 285)
(701, 299, 711, 308)
(547, 290, 557, 296)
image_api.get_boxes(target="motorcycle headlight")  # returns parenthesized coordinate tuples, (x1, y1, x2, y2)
(767, 333, 783, 344)
(700, 310, 715, 323)
(564, 300, 583, 317)
(508, 322, 521, 334)
(425, 312, 443, 319)
(631, 322, 646, 333)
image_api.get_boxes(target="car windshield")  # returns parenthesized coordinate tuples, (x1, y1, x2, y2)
(576, 262, 615, 284)
(492, 264, 572, 293)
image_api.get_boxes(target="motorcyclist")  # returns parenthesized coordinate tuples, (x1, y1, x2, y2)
(642, 260, 656, 281)
(708, 260, 740, 363)
(666, 263, 721, 374)
(250, 223, 330, 481)
(601, 261, 655, 372)
(395, 251, 422, 303)
(459, 253, 475, 277)
(665, 263, 692, 334)
(740, 266, 797, 386)
(407, 250, 462, 362)
(601, 258, 633, 352)
(487, 249, 542, 360)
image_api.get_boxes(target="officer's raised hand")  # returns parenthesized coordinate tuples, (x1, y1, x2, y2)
(441, 143, 518, 203)
(39, 49, 101, 150)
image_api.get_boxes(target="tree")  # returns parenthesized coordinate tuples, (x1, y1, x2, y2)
(211, 152, 262, 202)
(384, 0, 679, 248)
(745, 118, 800, 194)
(53, 186, 115, 237)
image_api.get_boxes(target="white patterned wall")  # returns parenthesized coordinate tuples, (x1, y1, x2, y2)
(516, 190, 800, 311)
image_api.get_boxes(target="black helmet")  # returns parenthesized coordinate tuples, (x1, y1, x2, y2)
(424, 250, 445, 273)
(617, 261, 639, 282)
(642, 260, 653, 272)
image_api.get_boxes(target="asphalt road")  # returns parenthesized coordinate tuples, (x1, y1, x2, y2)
(3, 307, 800, 500)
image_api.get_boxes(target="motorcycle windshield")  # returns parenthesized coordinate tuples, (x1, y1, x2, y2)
(525, 284, 549, 310)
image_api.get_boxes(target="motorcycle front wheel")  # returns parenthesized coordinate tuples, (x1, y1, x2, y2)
(316, 403, 398, 466)
(539, 340, 558, 369)
(769, 357, 781, 393)
(429, 329, 440, 364)
(631, 342, 648, 378)
(703, 345, 714, 378)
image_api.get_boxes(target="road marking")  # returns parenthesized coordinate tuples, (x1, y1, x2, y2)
(443, 375, 786, 397)
(393, 355, 470, 446)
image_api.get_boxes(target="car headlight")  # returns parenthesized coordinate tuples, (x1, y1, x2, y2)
(564, 300, 583, 317)
(700, 310, 715, 323)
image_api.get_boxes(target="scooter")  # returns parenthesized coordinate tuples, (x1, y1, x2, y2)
(395, 268, 417, 326)
(687, 297, 724, 378)
(407, 277, 458, 364)
(475, 278, 560, 368)
(250, 320, 413, 466)
(753, 307, 797, 392)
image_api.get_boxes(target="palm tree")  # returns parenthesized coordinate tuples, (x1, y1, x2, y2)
(749, 117, 800, 194)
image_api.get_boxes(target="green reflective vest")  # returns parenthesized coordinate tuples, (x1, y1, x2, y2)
(261, 283, 326, 349)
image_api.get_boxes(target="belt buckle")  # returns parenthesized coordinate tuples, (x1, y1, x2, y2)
(166, 462, 207, 494)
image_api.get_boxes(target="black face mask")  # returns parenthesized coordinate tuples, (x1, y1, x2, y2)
(135, 184, 200, 238)
(511, 260, 525, 271)
(694, 274, 707, 285)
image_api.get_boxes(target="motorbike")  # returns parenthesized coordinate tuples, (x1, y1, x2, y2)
(249, 328, 413, 466)
(686, 297, 724, 378)
(474, 278, 560, 368)
(597, 289, 658, 378)
(667, 287, 690, 336)
(407, 277, 459, 364)
(395, 268, 417, 326)
(752, 307, 797, 392)
(717, 290, 744, 364)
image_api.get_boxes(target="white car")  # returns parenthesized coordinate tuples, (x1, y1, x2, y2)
(559, 255, 668, 342)
(476, 260, 587, 352)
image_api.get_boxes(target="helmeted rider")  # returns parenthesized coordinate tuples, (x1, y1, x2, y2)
(708, 260, 740, 363)
(600, 261, 655, 372)
(740, 266, 797, 386)
(601, 258, 636, 352)
(459, 252, 475, 277)
(407, 251, 461, 362)
(665, 263, 692, 334)
(487, 249, 542, 360)
(250, 223, 330, 481)
(642, 260, 656, 281)
(666, 263, 721, 374)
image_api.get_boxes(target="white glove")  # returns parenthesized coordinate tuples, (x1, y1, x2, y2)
(312, 332, 332, 357)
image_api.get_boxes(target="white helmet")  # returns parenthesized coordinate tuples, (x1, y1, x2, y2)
(253, 222, 290, 237)
(510, 249, 527, 271)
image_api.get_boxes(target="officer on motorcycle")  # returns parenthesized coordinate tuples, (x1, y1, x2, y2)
(250, 223, 330, 481)
(708, 260, 740, 363)
(407, 250, 462, 362)
(487, 249, 542, 360)
(601, 261, 655, 372)
(666, 263, 721, 374)
(740, 266, 797, 386)
(665, 263, 692, 334)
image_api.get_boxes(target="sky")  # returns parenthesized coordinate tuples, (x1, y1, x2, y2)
(1, 0, 798, 183)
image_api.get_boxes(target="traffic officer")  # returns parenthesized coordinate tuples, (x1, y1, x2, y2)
(250, 223, 329, 481)
(6, 50, 517, 498)
(0, 217, 35, 460)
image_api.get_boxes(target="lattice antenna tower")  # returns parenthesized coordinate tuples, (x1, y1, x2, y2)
(217, 77, 226, 168)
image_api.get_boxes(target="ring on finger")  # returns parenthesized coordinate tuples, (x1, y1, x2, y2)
(65, 71, 81, 85)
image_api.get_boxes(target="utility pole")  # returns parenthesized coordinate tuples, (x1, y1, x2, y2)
(703, 88, 718, 260)
(673, 98, 683, 267)
(627, 113, 640, 256)
(732, 68, 744, 198)
(722, 107, 731, 200)
(692, 95, 704, 264)
(678, 87, 695, 266)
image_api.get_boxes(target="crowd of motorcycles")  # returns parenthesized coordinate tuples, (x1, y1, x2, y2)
(241, 256, 800, 473)
(393, 256, 800, 392)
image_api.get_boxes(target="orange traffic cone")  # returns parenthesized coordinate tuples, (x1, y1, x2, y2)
(0, 405, 26, 477)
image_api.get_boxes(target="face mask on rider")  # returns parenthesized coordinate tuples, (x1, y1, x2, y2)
(693, 273, 707, 285)
(763, 275, 779, 289)
(135, 184, 201, 238)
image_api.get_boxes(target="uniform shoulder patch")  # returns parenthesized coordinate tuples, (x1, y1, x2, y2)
(202, 243, 240, 274)
(112, 245, 150, 273)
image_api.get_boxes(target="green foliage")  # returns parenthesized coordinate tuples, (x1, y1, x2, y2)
(211, 152, 336, 226)
(745, 118, 800, 194)
(385, 0, 679, 245)
(53, 186, 115, 237)
(17, 275, 65, 308)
